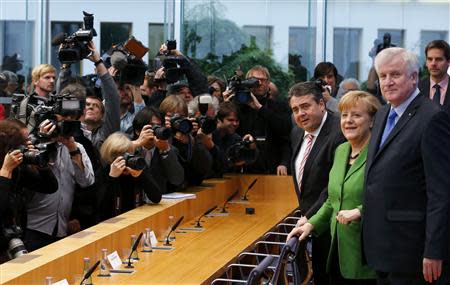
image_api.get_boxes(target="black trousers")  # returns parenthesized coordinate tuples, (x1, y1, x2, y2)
(375, 271, 427, 285)
(23, 229, 61, 252)
(312, 230, 331, 285)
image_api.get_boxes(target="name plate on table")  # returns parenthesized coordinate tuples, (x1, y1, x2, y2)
(107, 251, 122, 269)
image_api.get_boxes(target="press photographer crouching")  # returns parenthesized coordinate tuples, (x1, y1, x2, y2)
(132, 106, 184, 195)
(212, 102, 258, 173)
(96, 132, 162, 222)
(0, 120, 58, 263)
(22, 90, 94, 252)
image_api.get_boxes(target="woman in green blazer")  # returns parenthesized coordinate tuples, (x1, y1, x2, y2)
(288, 91, 381, 285)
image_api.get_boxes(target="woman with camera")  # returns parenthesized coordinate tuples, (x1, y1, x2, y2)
(96, 132, 162, 222)
(287, 91, 380, 285)
(0, 120, 58, 262)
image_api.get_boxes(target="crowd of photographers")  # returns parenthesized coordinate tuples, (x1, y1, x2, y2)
(0, 12, 378, 262)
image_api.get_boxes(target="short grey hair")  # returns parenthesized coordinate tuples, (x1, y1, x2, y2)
(339, 78, 360, 90)
(374, 47, 419, 76)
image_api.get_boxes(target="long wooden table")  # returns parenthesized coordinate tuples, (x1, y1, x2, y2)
(0, 175, 297, 285)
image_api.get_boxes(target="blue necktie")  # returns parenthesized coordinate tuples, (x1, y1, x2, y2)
(433, 84, 441, 105)
(380, 109, 398, 147)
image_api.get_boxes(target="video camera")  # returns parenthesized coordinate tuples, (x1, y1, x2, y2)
(11, 92, 84, 138)
(227, 69, 260, 104)
(226, 139, 256, 165)
(53, 11, 97, 64)
(109, 36, 149, 86)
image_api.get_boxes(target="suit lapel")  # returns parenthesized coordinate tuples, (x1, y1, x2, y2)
(366, 105, 389, 172)
(293, 127, 305, 159)
(444, 75, 450, 106)
(374, 95, 422, 159)
(302, 114, 332, 180)
(344, 145, 368, 182)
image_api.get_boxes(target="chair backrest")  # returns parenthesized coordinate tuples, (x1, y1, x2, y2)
(246, 255, 276, 285)
(269, 236, 299, 284)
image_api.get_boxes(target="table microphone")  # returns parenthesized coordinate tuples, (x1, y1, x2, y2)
(125, 232, 143, 268)
(195, 205, 217, 228)
(164, 216, 184, 246)
(242, 178, 258, 201)
(221, 190, 239, 213)
(79, 260, 100, 285)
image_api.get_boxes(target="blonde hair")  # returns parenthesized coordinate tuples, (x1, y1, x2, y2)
(338, 91, 381, 117)
(159, 95, 188, 116)
(31, 64, 56, 84)
(100, 132, 132, 164)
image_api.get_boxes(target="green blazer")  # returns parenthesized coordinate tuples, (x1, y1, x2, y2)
(309, 142, 376, 279)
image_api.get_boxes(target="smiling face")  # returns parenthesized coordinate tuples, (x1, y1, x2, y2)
(377, 56, 417, 107)
(290, 94, 325, 133)
(217, 111, 239, 135)
(340, 102, 373, 146)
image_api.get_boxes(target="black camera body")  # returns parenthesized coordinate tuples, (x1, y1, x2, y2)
(152, 125, 171, 140)
(57, 11, 97, 64)
(123, 152, 146, 171)
(18, 145, 49, 168)
(196, 116, 217, 135)
(228, 71, 260, 104)
(2, 225, 27, 260)
(314, 78, 332, 94)
(170, 115, 193, 134)
(227, 139, 255, 164)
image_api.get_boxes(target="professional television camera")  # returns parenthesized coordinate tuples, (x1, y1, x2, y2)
(11, 92, 84, 138)
(227, 69, 260, 104)
(108, 36, 149, 86)
(52, 11, 97, 64)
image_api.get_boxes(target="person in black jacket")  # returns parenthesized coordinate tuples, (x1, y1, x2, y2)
(229, 65, 291, 175)
(96, 132, 162, 222)
(0, 120, 58, 262)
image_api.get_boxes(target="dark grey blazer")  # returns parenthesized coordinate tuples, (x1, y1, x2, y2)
(289, 113, 345, 216)
(363, 94, 450, 273)
(418, 75, 450, 108)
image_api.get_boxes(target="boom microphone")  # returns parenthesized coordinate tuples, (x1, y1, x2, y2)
(125, 232, 143, 268)
(221, 190, 239, 213)
(79, 260, 100, 285)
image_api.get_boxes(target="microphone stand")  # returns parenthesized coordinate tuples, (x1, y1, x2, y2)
(79, 260, 100, 285)
(241, 178, 258, 201)
(125, 232, 143, 269)
(195, 205, 217, 228)
(164, 216, 184, 246)
(221, 190, 239, 213)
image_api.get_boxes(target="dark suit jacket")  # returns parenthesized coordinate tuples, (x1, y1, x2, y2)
(363, 94, 450, 273)
(418, 76, 450, 108)
(290, 113, 345, 215)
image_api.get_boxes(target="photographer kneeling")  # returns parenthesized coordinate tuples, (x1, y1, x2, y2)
(0, 120, 58, 262)
(96, 132, 162, 222)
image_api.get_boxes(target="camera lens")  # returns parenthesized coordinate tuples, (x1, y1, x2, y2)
(123, 153, 146, 171)
(153, 126, 171, 140)
(7, 238, 28, 259)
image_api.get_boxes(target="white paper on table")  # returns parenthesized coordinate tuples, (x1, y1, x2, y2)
(107, 250, 122, 269)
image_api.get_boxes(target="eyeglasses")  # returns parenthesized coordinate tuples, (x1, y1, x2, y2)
(252, 77, 269, 82)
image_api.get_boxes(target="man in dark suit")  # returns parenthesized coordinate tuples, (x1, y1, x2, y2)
(288, 81, 345, 285)
(363, 47, 450, 285)
(418, 40, 450, 107)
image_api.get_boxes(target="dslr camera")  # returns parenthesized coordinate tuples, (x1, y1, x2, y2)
(152, 125, 172, 140)
(54, 11, 97, 64)
(226, 139, 256, 165)
(2, 224, 27, 260)
(122, 152, 146, 171)
(154, 40, 186, 84)
(227, 69, 260, 104)
(170, 115, 193, 135)
(314, 78, 332, 95)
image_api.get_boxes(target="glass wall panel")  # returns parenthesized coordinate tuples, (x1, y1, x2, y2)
(181, 0, 317, 96)
(100, 22, 132, 55)
(325, 1, 450, 85)
(148, 23, 165, 70)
